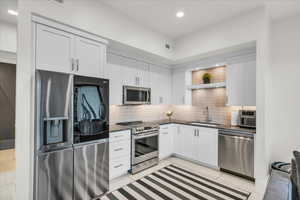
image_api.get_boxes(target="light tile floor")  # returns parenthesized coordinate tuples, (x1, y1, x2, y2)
(0, 149, 16, 200)
(0, 153, 267, 200)
(110, 157, 267, 200)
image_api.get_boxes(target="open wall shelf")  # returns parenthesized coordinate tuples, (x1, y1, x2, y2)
(187, 82, 226, 90)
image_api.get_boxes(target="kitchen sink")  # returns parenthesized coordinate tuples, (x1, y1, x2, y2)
(189, 122, 219, 127)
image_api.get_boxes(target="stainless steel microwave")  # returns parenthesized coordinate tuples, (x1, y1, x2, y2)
(123, 85, 151, 105)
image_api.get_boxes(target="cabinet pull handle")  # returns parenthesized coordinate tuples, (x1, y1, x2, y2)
(114, 164, 123, 168)
(114, 148, 123, 151)
(76, 59, 79, 71)
(71, 58, 75, 71)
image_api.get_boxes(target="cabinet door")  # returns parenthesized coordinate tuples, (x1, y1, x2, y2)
(182, 126, 197, 160)
(105, 63, 123, 105)
(122, 60, 149, 87)
(75, 36, 106, 78)
(196, 127, 218, 167)
(137, 65, 150, 88)
(173, 125, 184, 156)
(172, 70, 186, 105)
(159, 125, 173, 159)
(36, 24, 74, 73)
(150, 65, 171, 105)
(226, 61, 256, 106)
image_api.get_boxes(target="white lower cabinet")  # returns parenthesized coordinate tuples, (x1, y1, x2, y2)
(109, 125, 218, 180)
(173, 124, 185, 156)
(109, 130, 131, 180)
(159, 124, 174, 159)
(194, 127, 218, 167)
(173, 124, 218, 167)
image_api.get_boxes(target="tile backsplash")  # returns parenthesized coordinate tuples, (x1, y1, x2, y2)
(172, 105, 231, 125)
(109, 105, 172, 124)
(110, 104, 237, 125)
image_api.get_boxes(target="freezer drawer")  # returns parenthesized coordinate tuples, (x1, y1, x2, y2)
(218, 133, 254, 178)
(36, 148, 73, 200)
(74, 140, 109, 200)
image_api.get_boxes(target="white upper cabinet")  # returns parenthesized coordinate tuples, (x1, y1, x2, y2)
(150, 65, 171, 105)
(123, 64, 149, 88)
(108, 53, 150, 88)
(74, 36, 106, 78)
(36, 24, 74, 73)
(172, 70, 186, 105)
(226, 61, 256, 106)
(35, 23, 107, 77)
(105, 62, 123, 105)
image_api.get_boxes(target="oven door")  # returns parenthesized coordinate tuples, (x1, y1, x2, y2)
(132, 132, 158, 165)
(123, 86, 151, 105)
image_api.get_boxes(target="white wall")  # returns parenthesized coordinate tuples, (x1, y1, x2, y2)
(0, 20, 17, 53)
(173, 8, 265, 61)
(269, 14, 300, 162)
(19, 0, 173, 59)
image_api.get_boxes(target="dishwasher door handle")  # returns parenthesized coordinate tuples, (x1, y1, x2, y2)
(219, 133, 253, 141)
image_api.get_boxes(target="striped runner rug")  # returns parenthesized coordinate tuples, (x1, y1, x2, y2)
(100, 164, 251, 200)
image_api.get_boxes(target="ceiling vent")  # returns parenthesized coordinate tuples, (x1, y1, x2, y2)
(165, 44, 171, 50)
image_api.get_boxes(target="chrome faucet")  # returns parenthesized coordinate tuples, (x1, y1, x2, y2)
(206, 106, 212, 122)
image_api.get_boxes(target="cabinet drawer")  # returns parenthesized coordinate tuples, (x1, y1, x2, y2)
(160, 124, 171, 135)
(110, 140, 131, 159)
(109, 157, 130, 180)
(160, 124, 170, 130)
(110, 130, 131, 142)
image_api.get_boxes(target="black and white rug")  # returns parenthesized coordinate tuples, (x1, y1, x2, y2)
(100, 164, 251, 200)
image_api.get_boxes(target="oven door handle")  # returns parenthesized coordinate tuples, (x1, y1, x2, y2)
(133, 132, 159, 139)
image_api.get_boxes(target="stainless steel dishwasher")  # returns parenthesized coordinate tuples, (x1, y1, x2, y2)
(218, 129, 254, 180)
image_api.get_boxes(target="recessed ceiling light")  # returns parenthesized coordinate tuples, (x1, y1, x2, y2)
(8, 10, 18, 16)
(176, 11, 184, 18)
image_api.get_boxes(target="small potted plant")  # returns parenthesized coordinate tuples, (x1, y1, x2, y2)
(202, 73, 212, 84)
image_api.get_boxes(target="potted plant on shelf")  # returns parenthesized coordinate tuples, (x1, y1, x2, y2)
(202, 73, 212, 84)
(166, 110, 174, 121)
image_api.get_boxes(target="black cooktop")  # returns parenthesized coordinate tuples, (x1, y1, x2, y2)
(116, 121, 143, 126)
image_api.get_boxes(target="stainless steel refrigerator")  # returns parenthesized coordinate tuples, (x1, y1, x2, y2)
(34, 70, 109, 200)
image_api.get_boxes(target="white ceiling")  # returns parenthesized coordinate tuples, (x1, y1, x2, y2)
(99, 0, 300, 39)
(0, 0, 300, 40)
(0, 0, 17, 24)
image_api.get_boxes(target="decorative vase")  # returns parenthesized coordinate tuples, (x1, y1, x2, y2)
(166, 111, 173, 121)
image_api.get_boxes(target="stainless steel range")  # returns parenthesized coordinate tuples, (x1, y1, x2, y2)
(131, 124, 159, 174)
(117, 121, 159, 174)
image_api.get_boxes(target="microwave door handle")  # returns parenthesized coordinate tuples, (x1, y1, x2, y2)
(147, 90, 150, 103)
